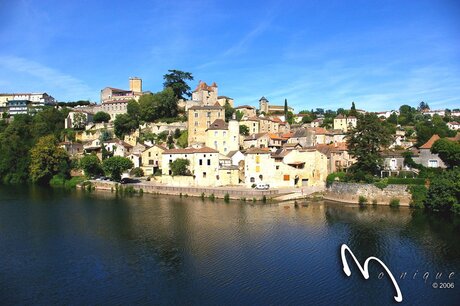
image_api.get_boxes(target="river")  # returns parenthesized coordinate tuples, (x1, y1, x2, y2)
(0, 185, 459, 305)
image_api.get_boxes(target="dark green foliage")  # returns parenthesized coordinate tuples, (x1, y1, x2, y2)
(177, 130, 188, 148)
(173, 128, 181, 139)
(102, 156, 134, 181)
(389, 198, 400, 207)
(431, 138, 460, 169)
(224, 193, 230, 203)
(424, 167, 460, 214)
(326, 172, 346, 187)
(239, 125, 249, 136)
(163, 70, 194, 100)
(93, 111, 111, 123)
(374, 179, 388, 190)
(224, 101, 234, 122)
(170, 158, 190, 176)
(114, 113, 137, 138)
(262, 195, 267, 203)
(387, 178, 426, 185)
(415, 114, 455, 147)
(130, 167, 144, 177)
(358, 196, 368, 205)
(402, 151, 423, 170)
(80, 154, 103, 177)
(209, 193, 215, 201)
(409, 185, 427, 208)
(346, 113, 392, 177)
(286, 111, 294, 125)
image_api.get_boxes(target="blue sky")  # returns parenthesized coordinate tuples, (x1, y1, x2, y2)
(0, 0, 459, 112)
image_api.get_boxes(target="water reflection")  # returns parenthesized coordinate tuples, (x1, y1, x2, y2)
(0, 186, 459, 305)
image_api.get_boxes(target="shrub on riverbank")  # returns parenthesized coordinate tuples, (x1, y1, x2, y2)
(224, 193, 230, 203)
(50, 175, 84, 189)
(358, 196, 367, 205)
(389, 198, 400, 207)
(326, 172, 346, 187)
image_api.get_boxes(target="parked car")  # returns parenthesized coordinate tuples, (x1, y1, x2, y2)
(255, 183, 270, 190)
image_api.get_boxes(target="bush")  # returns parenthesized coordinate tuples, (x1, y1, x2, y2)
(201, 192, 205, 200)
(124, 186, 136, 195)
(224, 193, 230, 203)
(387, 178, 425, 185)
(358, 195, 367, 205)
(130, 167, 144, 177)
(326, 172, 346, 187)
(209, 193, 215, 201)
(372, 199, 378, 205)
(409, 185, 427, 208)
(262, 195, 267, 203)
(240, 197, 246, 202)
(374, 178, 388, 190)
(389, 198, 400, 207)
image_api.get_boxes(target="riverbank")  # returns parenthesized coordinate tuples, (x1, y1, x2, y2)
(325, 182, 411, 206)
(87, 180, 285, 201)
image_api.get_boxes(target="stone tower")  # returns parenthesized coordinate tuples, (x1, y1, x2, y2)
(259, 96, 269, 114)
(129, 77, 142, 93)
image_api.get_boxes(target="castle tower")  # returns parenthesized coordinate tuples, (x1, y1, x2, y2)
(259, 96, 269, 114)
(129, 77, 142, 93)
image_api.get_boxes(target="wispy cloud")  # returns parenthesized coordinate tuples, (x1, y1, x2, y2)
(0, 55, 94, 101)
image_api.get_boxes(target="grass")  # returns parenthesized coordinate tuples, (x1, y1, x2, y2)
(389, 198, 400, 207)
(49, 175, 85, 189)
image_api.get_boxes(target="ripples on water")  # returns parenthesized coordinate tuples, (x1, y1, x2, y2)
(0, 186, 459, 305)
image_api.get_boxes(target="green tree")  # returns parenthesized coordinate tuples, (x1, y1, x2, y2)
(286, 111, 294, 125)
(415, 114, 454, 147)
(163, 69, 194, 100)
(173, 128, 181, 139)
(387, 112, 398, 125)
(224, 100, 234, 121)
(29, 135, 71, 184)
(130, 167, 144, 177)
(99, 129, 113, 141)
(127, 100, 141, 123)
(346, 113, 392, 178)
(170, 158, 190, 176)
(93, 111, 111, 123)
(102, 156, 133, 181)
(349, 102, 357, 117)
(418, 101, 430, 111)
(235, 110, 244, 121)
(155, 87, 178, 119)
(80, 154, 103, 177)
(424, 167, 460, 214)
(301, 115, 313, 124)
(177, 130, 188, 148)
(114, 114, 137, 138)
(239, 125, 249, 136)
(431, 138, 460, 169)
(167, 135, 174, 149)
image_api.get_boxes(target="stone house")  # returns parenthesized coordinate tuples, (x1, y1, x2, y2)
(188, 105, 224, 145)
(333, 114, 357, 132)
(141, 144, 166, 175)
(205, 118, 239, 155)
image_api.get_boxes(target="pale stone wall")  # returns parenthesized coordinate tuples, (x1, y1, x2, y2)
(326, 182, 411, 206)
(188, 107, 224, 144)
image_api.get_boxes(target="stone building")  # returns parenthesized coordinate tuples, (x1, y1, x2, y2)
(188, 105, 224, 145)
(258, 96, 294, 114)
(333, 114, 357, 132)
(205, 118, 239, 155)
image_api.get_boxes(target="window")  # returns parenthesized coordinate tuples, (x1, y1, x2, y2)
(276, 165, 279, 170)
(199, 159, 203, 165)
(214, 131, 218, 136)
(195, 112, 198, 118)
(149, 160, 154, 165)
(195, 122, 198, 127)
(428, 159, 438, 168)
(203, 172, 207, 178)
(250, 177, 255, 183)
(207, 112, 211, 117)
(284, 174, 290, 181)
(169, 170, 172, 175)
(214, 141, 218, 148)
(223, 131, 226, 137)
(259, 175, 263, 180)
(216, 175, 220, 180)
(148, 152, 151, 157)
(207, 159, 211, 165)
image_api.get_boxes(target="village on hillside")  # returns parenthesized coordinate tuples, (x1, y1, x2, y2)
(1, 73, 459, 201)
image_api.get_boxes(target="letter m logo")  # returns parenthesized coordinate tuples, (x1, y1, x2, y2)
(340, 244, 403, 303)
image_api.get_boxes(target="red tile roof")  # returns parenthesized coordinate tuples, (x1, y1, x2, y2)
(420, 134, 440, 149)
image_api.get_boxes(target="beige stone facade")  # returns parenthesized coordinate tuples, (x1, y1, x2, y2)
(188, 105, 224, 145)
(333, 114, 357, 132)
(205, 119, 239, 154)
(141, 145, 166, 175)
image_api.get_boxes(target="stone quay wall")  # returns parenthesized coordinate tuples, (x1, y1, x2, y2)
(91, 181, 280, 201)
(325, 182, 411, 206)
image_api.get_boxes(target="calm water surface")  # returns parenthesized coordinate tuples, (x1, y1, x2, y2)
(0, 186, 459, 305)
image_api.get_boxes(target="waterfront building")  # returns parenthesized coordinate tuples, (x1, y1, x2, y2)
(141, 144, 166, 176)
(103, 139, 133, 157)
(415, 134, 446, 168)
(161, 147, 222, 186)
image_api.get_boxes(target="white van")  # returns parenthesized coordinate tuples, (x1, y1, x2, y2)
(255, 183, 270, 190)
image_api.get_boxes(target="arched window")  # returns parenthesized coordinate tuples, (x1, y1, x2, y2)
(250, 177, 255, 183)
